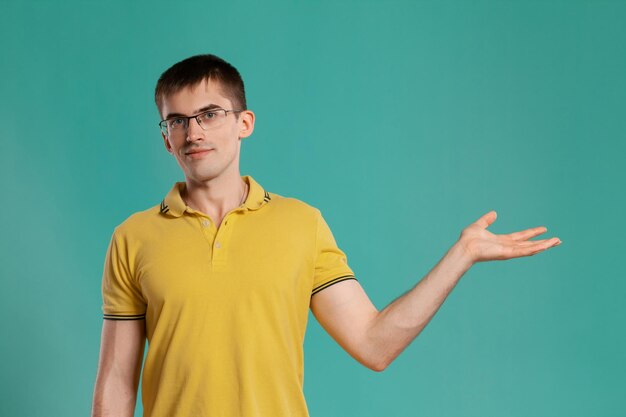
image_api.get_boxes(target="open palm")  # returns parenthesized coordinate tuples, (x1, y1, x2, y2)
(459, 210, 561, 264)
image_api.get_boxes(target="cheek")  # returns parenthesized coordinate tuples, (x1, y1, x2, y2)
(169, 139, 184, 155)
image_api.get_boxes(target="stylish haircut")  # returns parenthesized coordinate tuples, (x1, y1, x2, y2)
(154, 54, 247, 118)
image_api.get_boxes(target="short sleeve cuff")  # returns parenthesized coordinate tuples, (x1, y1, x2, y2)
(312, 274, 357, 296)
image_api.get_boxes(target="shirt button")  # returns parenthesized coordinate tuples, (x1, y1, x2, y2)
(201, 219, 210, 227)
(215, 242, 222, 249)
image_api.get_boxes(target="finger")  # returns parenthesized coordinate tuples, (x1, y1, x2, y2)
(508, 226, 548, 242)
(508, 238, 560, 257)
(474, 210, 497, 229)
(517, 237, 561, 247)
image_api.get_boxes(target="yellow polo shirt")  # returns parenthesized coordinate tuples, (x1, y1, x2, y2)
(101, 175, 357, 417)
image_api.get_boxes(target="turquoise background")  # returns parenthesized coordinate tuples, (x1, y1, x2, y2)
(1, 0, 624, 416)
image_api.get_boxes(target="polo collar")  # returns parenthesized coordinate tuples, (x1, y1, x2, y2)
(159, 175, 271, 218)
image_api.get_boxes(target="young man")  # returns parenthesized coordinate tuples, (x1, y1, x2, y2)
(91, 54, 561, 417)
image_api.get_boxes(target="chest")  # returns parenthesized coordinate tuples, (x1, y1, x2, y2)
(134, 214, 315, 310)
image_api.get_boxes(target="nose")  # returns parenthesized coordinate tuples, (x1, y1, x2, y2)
(186, 116, 205, 142)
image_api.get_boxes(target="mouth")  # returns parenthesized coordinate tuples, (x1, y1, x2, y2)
(185, 149, 214, 158)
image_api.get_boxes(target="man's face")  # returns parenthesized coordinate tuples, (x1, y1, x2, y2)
(159, 78, 254, 184)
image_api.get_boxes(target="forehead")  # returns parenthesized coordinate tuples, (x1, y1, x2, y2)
(160, 78, 233, 118)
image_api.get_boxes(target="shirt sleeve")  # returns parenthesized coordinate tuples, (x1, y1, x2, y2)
(101, 228, 146, 320)
(311, 209, 357, 296)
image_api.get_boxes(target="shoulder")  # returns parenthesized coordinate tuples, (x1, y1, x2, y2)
(266, 192, 322, 217)
(111, 203, 163, 239)
(262, 193, 327, 233)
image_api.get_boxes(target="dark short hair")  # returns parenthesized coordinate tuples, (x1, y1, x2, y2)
(154, 54, 247, 117)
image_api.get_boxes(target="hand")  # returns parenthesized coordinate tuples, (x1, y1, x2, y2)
(458, 210, 561, 265)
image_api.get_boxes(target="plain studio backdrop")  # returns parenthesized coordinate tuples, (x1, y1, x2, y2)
(1, 1, 624, 416)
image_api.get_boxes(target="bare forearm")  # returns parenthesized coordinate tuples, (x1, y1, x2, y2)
(91, 376, 138, 417)
(366, 242, 473, 370)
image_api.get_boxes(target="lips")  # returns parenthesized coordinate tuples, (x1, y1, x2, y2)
(186, 148, 214, 155)
(184, 148, 214, 160)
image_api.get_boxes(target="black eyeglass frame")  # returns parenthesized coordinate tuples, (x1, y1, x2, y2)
(158, 108, 244, 136)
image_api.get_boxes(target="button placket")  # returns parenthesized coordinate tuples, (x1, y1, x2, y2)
(195, 216, 217, 262)
(212, 212, 238, 266)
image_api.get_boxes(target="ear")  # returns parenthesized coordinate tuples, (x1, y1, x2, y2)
(238, 110, 255, 139)
(162, 132, 174, 154)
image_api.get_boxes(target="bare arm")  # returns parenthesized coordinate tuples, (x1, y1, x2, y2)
(310, 210, 561, 371)
(310, 243, 470, 371)
(91, 319, 146, 417)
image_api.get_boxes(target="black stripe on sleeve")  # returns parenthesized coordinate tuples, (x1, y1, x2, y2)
(103, 313, 146, 321)
(311, 275, 357, 297)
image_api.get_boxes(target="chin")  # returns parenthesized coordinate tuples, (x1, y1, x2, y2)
(185, 169, 222, 183)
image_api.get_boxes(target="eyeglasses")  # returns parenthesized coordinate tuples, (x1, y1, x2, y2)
(159, 108, 243, 137)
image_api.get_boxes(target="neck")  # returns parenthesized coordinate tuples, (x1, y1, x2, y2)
(182, 173, 248, 219)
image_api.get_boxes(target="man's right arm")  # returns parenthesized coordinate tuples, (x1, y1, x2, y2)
(91, 319, 146, 417)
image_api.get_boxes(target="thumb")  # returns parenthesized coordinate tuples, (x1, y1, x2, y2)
(474, 210, 497, 229)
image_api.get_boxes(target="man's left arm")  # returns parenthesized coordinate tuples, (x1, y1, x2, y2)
(309, 210, 561, 372)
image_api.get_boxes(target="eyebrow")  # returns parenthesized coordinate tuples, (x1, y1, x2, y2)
(164, 104, 224, 120)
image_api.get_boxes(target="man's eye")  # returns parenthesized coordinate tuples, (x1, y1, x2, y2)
(200, 112, 216, 120)
(170, 118, 185, 127)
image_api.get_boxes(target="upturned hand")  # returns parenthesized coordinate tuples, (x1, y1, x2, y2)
(458, 210, 561, 265)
